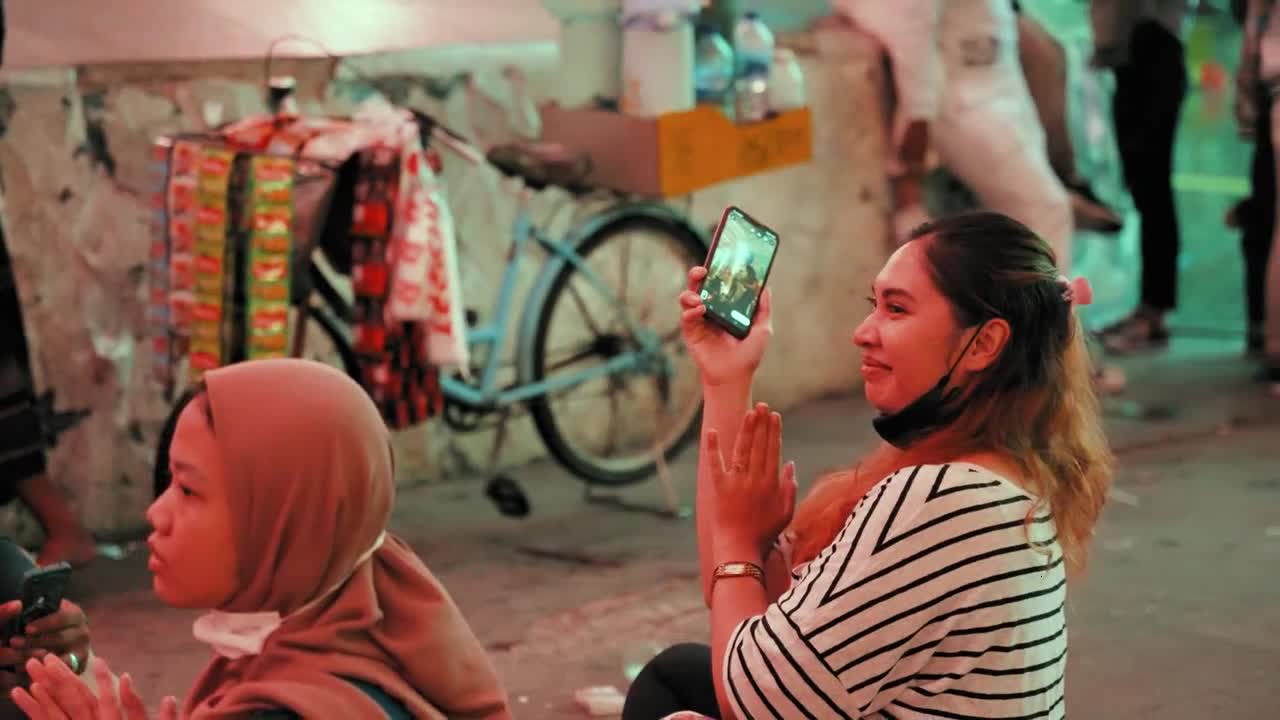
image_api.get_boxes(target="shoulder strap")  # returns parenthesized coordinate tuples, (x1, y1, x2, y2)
(342, 677, 413, 720)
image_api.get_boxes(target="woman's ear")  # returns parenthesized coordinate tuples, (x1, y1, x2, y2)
(963, 318, 1011, 373)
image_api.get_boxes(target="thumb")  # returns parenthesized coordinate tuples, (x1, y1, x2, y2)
(159, 696, 180, 720)
(0, 601, 18, 623)
(782, 461, 798, 521)
(756, 287, 774, 328)
(705, 430, 728, 488)
(119, 672, 149, 720)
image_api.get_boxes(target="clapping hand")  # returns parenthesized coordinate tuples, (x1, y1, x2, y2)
(707, 403, 798, 556)
(10, 654, 179, 720)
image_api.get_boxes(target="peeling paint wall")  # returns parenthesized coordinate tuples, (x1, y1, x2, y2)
(0, 28, 890, 540)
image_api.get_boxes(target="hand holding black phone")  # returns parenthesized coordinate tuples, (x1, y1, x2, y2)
(698, 206, 781, 340)
(3, 563, 72, 641)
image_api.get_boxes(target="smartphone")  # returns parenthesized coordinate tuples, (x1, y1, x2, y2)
(4, 563, 71, 639)
(698, 206, 781, 340)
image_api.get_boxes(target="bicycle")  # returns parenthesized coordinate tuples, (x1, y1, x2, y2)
(152, 107, 708, 512)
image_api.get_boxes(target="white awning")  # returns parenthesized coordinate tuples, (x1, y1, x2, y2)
(5, 0, 559, 69)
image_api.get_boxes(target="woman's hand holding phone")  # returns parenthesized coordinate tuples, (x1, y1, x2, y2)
(0, 599, 91, 692)
(679, 266, 773, 388)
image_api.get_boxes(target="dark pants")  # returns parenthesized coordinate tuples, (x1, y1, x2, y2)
(1243, 93, 1276, 337)
(0, 225, 43, 499)
(622, 644, 720, 720)
(1113, 21, 1188, 311)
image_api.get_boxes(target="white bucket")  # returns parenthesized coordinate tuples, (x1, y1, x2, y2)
(621, 12, 696, 116)
(543, 0, 624, 107)
(621, 0, 701, 21)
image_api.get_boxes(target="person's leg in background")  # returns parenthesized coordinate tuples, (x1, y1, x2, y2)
(0, 399, 95, 567)
(0, 229, 96, 568)
(1240, 91, 1275, 357)
(1102, 20, 1189, 353)
(622, 644, 720, 720)
(1016, 8, 1125, 232)
(1264, 97, 1280, 393)
(932, 102, 1075, 271)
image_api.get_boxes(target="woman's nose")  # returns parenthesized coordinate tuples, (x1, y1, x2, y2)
(145, 495, 169, 533)
(852, 315, 877, 349)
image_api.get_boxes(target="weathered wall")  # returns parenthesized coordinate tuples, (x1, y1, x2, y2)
(0, 25, 891, 539)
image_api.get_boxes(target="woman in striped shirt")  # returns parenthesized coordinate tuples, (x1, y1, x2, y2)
(623, 211, 1113, 719)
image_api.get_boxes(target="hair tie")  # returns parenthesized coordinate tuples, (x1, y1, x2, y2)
(1058, 275, 1093, 307)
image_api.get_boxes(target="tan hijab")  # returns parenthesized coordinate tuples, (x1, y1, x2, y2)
(182, 359, 510, 719)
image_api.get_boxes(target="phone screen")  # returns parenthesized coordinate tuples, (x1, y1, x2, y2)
(699, 206, 780, 339)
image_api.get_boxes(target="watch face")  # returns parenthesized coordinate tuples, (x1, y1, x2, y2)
(718, 562, 757, 576)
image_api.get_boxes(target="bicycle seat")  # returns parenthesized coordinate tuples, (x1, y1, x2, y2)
(486, 142, 594, 194)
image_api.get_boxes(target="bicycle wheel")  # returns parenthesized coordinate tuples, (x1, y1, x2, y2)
(527, 213, 706, 486)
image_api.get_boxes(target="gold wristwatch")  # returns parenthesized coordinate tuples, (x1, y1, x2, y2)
(712, 561, 766, 591)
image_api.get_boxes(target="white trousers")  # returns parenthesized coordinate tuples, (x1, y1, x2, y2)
(933, 68, 1075, 271)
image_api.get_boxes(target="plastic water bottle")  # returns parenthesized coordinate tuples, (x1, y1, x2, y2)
(733, 11, 774, 81)
(694, 24, 734, 106)
(733, 11, 774, 122)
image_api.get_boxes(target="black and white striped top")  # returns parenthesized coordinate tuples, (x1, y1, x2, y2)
(725, 463, 1067, 719)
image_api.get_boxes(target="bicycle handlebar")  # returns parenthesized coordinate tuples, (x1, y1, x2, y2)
(431, 126, 486, 166)
(408, 109, 485, 166)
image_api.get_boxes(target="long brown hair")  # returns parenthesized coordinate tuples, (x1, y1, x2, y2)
(788, 212, 1113, 576)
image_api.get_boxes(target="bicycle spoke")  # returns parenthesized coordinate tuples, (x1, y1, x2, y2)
(617, 232, 633, 314)
(604, 382, 622, 456)
(565, 280, 605, 336)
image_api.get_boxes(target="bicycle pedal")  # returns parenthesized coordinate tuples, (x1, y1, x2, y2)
(486, 475, 531, 518)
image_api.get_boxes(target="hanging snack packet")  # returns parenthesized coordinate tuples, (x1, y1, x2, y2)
(147, 139, 174, 390)
(242, 155, 295, 361)
(166, 140, 201, 350)
(189, 146, 235, 380)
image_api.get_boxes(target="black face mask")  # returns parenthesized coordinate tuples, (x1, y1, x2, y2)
(872, 322, 986, 449)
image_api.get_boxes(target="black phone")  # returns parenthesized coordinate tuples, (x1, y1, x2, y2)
(699, 206, 781, 340)
(4, 563, 71, 639)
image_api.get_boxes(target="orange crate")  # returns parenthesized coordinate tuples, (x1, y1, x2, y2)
(540, 104, 813, 197)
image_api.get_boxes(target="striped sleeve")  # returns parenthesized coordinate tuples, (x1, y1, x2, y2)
(722, 464, 1064, 719)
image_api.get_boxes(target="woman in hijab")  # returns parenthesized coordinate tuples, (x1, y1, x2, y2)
(11, 359, 511, 719)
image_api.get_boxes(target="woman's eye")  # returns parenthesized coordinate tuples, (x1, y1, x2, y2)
(177, 483, 195, 498)
(867, 296, 905, 315)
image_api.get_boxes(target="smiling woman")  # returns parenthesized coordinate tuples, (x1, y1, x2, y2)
(623, 211, 1112, 720)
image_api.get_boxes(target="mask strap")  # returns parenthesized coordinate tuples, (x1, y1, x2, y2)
(937, 321, 986, 386)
